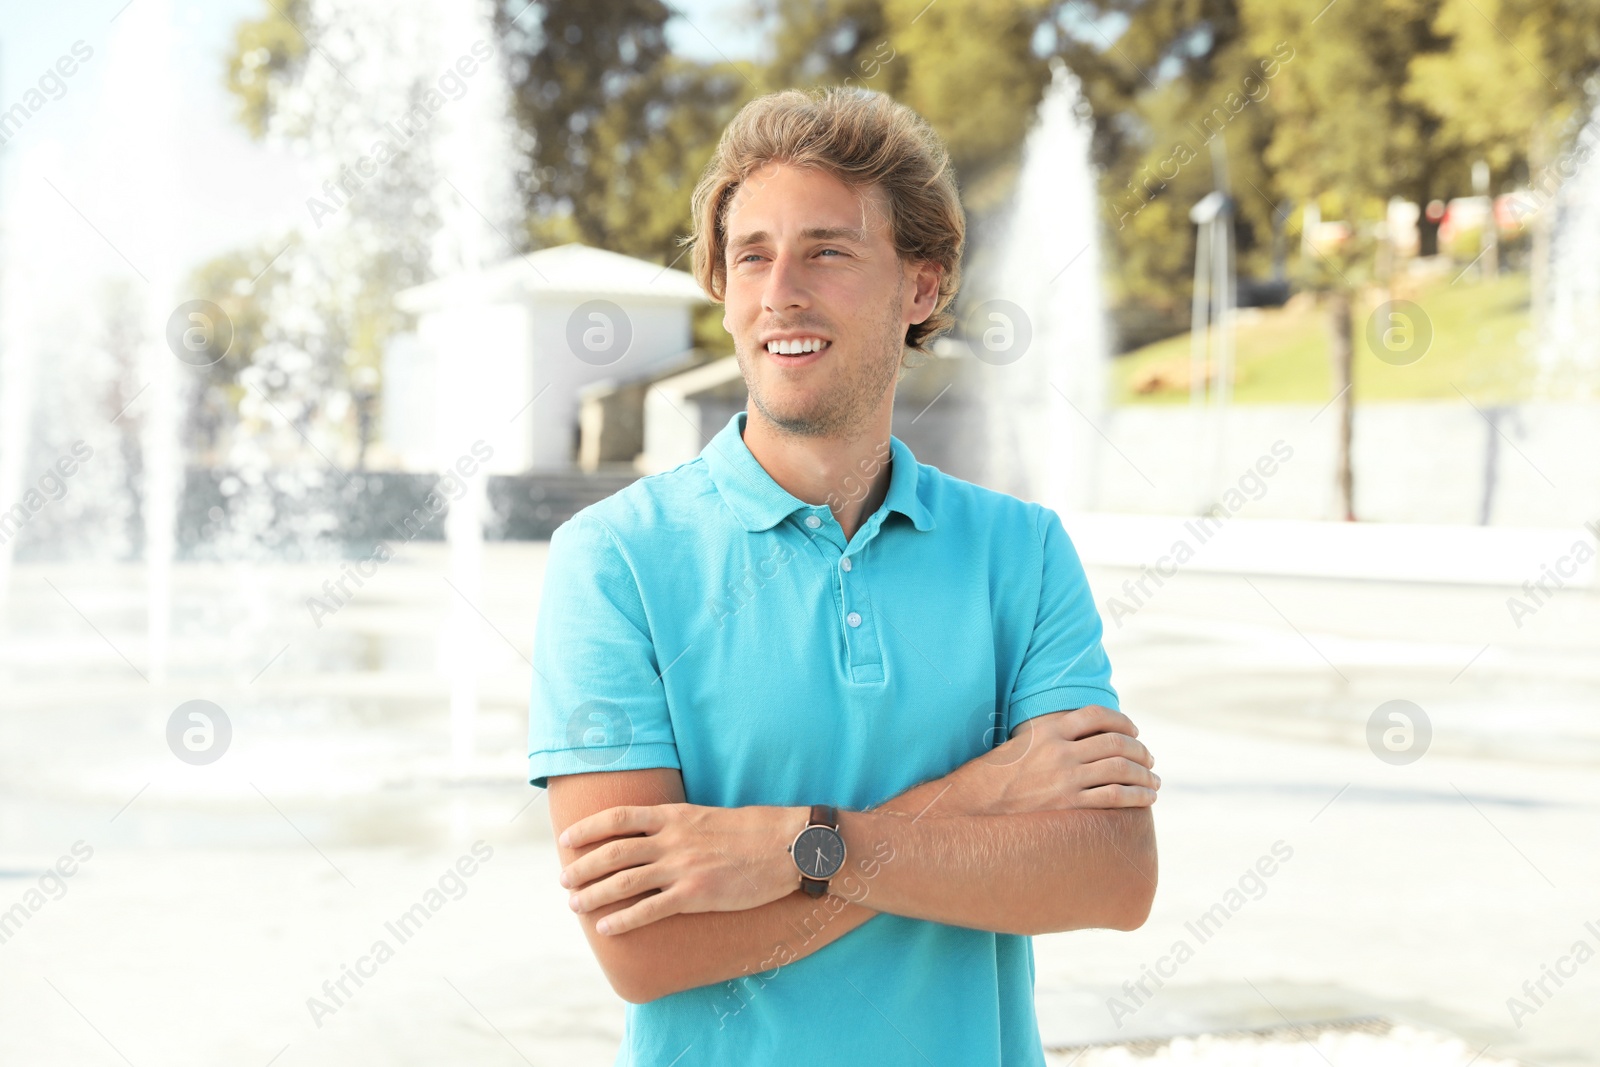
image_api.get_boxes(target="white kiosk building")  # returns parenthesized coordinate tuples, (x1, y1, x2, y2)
(383, 242, 708, 474)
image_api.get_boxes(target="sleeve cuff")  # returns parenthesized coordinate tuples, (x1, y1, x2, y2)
(526, 741, 682, 790)
(1007, 685, 1121, 732)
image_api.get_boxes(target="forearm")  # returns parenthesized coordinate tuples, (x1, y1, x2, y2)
(604, 772, 972, 1002)
(589, 879, 870, 1004)
(575, 708, 1158, 998)
(833, 804, 1157, 935)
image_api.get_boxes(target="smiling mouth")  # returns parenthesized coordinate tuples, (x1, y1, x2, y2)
(764, 338, 831, 356)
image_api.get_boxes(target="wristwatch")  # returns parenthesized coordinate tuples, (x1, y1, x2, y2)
(788, 804, 846, 897)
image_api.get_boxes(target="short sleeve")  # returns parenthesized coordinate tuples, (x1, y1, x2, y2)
(526, 512, 680, 790)
(1006, 506, 1120, 734)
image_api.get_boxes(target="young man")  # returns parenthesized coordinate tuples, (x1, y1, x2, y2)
(527, 87, 1159, 1066)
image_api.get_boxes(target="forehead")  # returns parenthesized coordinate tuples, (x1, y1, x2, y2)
(724, 162, 891, 240)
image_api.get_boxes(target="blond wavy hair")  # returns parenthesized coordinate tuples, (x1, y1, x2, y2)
(685, 87, 965, 363)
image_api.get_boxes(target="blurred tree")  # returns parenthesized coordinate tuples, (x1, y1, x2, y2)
(878, 0, 1055, 215)
(221, 1, 453, 481)
(1407, 0, 1600, 309)
(493, 1, 753, 265)
(1062, 0, 1289, 350)
(1232, 0, 1448, 521)
(225, 0, 309, 137)
(755, 0, 1056, 215)
(1406, 0, 1567, 178)
(217, 0, 1600, 502)
(181, 249, 279, 462)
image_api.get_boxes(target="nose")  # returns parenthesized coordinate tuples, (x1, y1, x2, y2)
(761, 248, 811, 315)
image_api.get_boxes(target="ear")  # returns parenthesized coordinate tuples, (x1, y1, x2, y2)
(905, 260, 941, 326)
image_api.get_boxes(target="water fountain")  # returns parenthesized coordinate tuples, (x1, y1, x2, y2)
(0, 1, 183, 672)
(0, 0, 529, 844)
(425, 0, 524, 780)
(1536, 102, 1600, 399)
(126, 0, 185, 687)
(220, 0, 524, 784)
(971, 58, 1110, 513)
(0, 167, 42, 633)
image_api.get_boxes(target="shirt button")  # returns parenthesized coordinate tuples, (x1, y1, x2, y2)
(846, 611, 862, 627)
(840, 557, 852, 572)
(805, 515, 822, 529)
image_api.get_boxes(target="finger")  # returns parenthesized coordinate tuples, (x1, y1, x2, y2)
(563, 835, 657, 890)
(571, 860, 671, 915)
(561, 804, 660, 850)
(1071, 731, 1153, 768)
(595, 886, 685, 936)
(1077, 756, 1161, 792)
(1060, 705, 1139, 742)
(1072, 783, 1158, 809)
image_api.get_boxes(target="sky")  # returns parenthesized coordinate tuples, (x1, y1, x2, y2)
(0, 0, 766, 284)
(1, 0, 313, 280)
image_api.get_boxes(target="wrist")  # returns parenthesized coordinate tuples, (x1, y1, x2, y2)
(880, 764, 994, 820)
(775, 805, 810, 890)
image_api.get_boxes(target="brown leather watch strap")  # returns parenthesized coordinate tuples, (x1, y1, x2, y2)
(798, 804, 840, 897)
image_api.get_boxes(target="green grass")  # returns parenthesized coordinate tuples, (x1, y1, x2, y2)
(1112, 271, 1536, 405)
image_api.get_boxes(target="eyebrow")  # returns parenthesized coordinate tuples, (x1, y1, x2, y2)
(727, 226, 870, 253)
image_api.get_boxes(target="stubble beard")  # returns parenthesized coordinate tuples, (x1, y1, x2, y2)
(739, 274, 905, 441)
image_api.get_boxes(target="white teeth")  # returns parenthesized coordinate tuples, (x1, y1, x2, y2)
(766, 338, 828, 355)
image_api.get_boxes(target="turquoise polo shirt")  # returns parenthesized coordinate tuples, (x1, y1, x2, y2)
(527, 409, 1119, 1067)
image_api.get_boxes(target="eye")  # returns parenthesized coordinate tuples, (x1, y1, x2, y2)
(818, 248, 842, 257)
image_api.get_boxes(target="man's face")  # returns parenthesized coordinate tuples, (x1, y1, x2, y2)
(721, 162, 930, 438)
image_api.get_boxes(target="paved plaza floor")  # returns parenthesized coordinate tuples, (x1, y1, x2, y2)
(2, 542, 1595, 1065)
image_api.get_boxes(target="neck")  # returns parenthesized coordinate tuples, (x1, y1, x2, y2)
(741, 407, 894, 543)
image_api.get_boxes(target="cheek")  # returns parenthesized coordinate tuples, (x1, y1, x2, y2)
(723, 283, 757, 325)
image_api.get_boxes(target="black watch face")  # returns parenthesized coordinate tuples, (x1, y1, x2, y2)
(794, 826, 845, 879)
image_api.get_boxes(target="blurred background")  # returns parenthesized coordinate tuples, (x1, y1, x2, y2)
(1, 0, 1597, 1064)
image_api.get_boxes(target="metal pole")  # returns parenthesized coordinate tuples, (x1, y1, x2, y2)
(1190, 221, 1211, 409)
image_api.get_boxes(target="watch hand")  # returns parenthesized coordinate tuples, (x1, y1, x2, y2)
(814, 846, 826, 870)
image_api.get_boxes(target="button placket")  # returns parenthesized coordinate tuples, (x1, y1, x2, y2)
(837, 547, 883, 680)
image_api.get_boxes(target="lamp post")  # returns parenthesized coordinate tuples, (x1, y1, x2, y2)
(1188, 184, 1235, 511)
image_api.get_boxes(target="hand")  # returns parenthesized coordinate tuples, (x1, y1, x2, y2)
(955, 704, 1159, 815)
(558, 803, 807, 935)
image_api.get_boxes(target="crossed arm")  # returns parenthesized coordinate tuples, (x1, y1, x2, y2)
(546, 704, 1160, 1004)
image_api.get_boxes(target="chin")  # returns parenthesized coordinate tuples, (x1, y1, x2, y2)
(753, 398, 838, 436)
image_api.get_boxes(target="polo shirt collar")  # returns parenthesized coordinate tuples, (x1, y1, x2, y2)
(702, 410, 935, 534)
